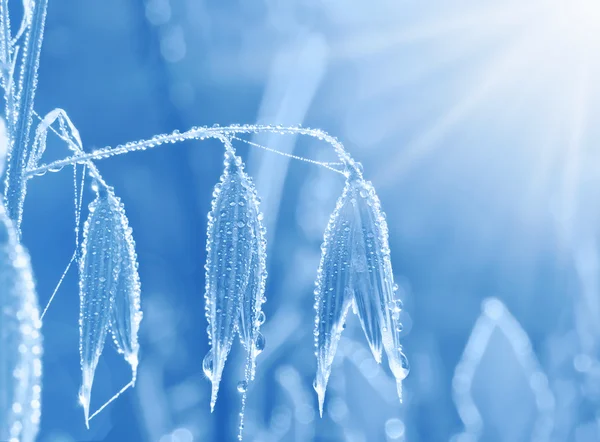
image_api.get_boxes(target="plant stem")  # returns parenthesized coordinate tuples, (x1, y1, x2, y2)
(26, 124, 356, 179)
(4, 0, 48, 232)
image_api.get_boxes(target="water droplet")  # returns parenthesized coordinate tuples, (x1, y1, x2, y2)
(237, 380, 248, 393)
(256, 311, 266, 325)
(202, 352, 214, 379)
(255, 333, 266, 353)
(397, 351, 410, 379)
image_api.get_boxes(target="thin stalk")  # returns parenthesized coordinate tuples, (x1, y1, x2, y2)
(0, 1, 20, 146)
(4, 0, 48, 231)
(87, 379, 135, 423)
(26, 124, 356, 178)
(231, 136, 345, 175)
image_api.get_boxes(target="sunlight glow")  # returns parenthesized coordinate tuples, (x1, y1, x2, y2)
(375, 0, 600, 185)
(546, 0, 600, 52)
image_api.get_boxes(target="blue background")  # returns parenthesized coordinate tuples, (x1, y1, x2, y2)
(19, 0, 600, 441)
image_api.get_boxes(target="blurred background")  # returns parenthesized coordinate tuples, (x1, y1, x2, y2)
(19, 0, 600, 441)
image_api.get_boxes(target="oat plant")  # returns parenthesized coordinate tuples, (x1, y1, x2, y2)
(0, 0, 409, 440)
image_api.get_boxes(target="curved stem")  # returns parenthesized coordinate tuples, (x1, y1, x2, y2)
(25, 124, 356, 179)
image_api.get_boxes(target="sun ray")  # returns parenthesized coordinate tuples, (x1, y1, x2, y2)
(378, 25, 554, 185)
(555, 60, 590, 247)
(331, 3, 538, 60)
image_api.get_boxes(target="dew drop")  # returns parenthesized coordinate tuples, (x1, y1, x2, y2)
(254, 333, 266, 354)
(237, 380, 248, 393)
(398, 351, 410, 379)
(202, 351, 214, 379)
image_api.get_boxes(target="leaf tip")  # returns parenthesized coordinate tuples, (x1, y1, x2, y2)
(396, 380, 403, 404)
(210, 380, 220, 412)
(314, 379, 326, 418)
(78, 384, 91, 429)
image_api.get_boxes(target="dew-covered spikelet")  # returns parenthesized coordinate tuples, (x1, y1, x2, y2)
(314, 162, 409, 415)
(313, 180, 355, 417)
(109, 193, 143, 381)
(233, 151, 267, 441)
(203, 141, 267, 439)
(78, 181, 142, 427)
(0, 118, 42, 442)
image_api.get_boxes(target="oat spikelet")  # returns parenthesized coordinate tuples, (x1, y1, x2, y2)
(79, 183, 143, 427)
(313, 163, 409, 415)
(204, 143, 267, 414)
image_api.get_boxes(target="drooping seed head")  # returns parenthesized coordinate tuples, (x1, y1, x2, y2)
(313, 162, 409, 414)
(79, 184, 143, 425)
(204, 146, 263, 412)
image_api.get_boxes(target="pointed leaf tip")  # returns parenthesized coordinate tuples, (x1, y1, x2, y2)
(79, 370, 92, 428)
(317, 388, 325, 418)
(209, 348, 228, 412)
(396, 380, 403, 404)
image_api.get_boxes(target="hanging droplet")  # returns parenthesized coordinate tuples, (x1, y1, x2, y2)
(237, 381, 248, 393)
(398, 351, 410, 379)
(254, 333, 266, 353)
(202, 352, 214, 379)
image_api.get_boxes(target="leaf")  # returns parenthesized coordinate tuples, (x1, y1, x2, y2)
(0, 203, 42, 442)
(346, 168, 409, 400)
(204, 146, 260, 412)
(236, 178, 267, 381)
(78, 186, 123, 427)
(313, 179, 355, 417)
(108, 192, 143, 381)
(233, 155, 267, 441)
